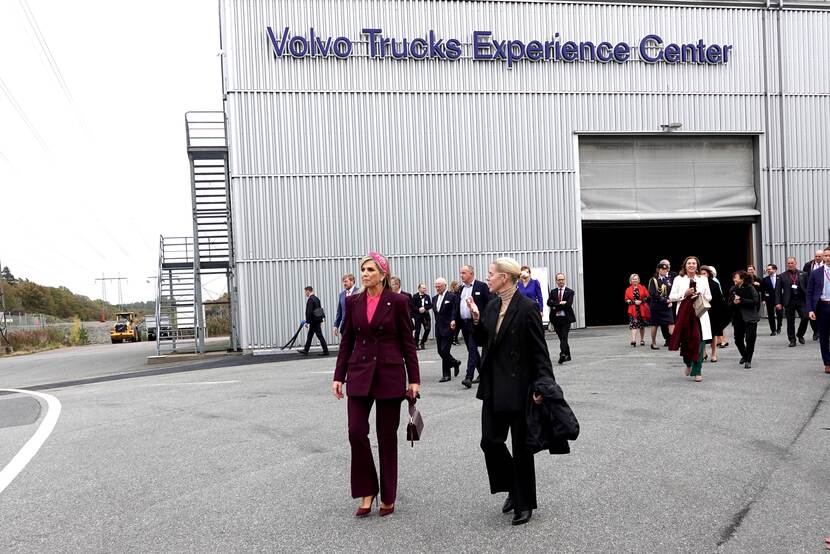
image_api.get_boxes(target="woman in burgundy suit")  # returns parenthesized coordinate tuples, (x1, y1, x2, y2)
(332, 252, 420, 517)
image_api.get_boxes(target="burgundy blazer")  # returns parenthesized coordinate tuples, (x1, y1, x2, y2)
(333, 289, 420, 398)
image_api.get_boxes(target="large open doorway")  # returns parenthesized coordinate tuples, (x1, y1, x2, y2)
(582, 220, 753, 326)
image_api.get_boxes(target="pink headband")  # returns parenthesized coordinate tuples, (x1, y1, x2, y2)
(368, 251, 389, 274)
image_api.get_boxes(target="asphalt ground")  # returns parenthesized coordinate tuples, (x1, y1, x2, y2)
(0, 326, 828, 553)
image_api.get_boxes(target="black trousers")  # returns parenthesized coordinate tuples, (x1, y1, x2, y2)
(817, 302, 830, 365)
(552, 318, 571, 357)
(303, 322, 328, 353)
(784, 301, 809, 340)
(764, 299, 783, 333)
(733, 318, 758, 363)
(414, 314, 431, 345)
(480, 401, 536, 511)
(435, 334, 459, 378)
(461, 319, 481, 380)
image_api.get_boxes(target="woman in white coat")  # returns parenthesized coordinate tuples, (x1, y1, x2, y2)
(669, 256, 713, 382)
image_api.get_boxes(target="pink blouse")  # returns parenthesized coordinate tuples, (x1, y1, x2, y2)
(366, 293, 381, 323)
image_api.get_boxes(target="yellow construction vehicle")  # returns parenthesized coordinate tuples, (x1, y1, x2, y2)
(110, 312, 141, 343)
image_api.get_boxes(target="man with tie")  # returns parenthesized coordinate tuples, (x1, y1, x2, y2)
(412, 283, 433, 350)
(333, 273, 358, 337)
(761, 264, 782, 336)
(454, 264, 492, 389)
(432, 277, 461, 382)
(806, 247, 830, 374)
(803, 250, 824, 340)
(547, 273, 576, 364)
(775, 257, 809, 347)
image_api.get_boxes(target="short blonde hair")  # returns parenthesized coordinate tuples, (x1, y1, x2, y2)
(492, 257, 522, 283)
(629, 273, 640, 283)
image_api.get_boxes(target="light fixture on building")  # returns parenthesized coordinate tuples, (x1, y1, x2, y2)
(660, 122, 683, 132)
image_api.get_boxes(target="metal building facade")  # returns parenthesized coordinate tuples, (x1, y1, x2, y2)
(218, 0, 830, 351)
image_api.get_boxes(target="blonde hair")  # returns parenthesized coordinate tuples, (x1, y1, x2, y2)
(359, 255, 391, 290)
(492, 257, 522, 283)
(629, 273, 640, 283)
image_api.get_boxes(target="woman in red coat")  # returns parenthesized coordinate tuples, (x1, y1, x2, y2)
(332, 252, 420, 517)
(625, 273, 651, 346)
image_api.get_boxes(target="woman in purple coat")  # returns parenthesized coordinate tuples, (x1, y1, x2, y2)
(517, 265, 544, 317)
(332, 252, 420, 517)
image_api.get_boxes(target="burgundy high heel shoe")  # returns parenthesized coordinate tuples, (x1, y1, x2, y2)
(379, 504, 395, 517)
(355, 496, 376, 517)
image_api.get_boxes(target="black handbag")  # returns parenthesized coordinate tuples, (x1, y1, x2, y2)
(406, 395, 423, 447)
(312, 307, 325, 320)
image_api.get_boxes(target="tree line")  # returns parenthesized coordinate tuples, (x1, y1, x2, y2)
(1, 266, 154, 321)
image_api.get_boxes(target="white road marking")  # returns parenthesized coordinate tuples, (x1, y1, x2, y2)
(142, 380, 241, 387)
(0, 389, 62, 495)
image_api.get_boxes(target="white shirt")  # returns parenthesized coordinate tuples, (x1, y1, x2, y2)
(459, 283, 474, 319)
(668, 274, 714, 341)
(435, 292, 445, 312)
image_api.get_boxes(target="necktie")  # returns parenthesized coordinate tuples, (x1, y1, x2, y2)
(559, 288, 564, 302)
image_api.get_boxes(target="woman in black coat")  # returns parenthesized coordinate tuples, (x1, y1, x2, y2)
(700, 266, 729, 362)
(729, 270, 761, 368)
(467, 257, 555, 526)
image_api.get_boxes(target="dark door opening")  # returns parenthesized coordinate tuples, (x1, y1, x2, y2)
(582, 220, 753, 326)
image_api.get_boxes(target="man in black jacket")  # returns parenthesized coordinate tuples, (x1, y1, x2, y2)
(547, 273, 576, 364)
(775, 258, 809, 347)
(455, 264, 492, 388)
(301, 286, 328, 356)
(412, 283, 433, 350)
(432, 278, 461, 382)
(762, 264, 782, 336)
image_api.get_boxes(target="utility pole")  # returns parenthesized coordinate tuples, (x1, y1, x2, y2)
(95, 275, 127, 319)
(0, 257, 9, 353)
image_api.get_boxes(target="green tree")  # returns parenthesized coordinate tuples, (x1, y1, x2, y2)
(1, 266, 16, 285)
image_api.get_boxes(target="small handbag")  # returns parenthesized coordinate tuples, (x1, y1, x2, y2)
(693, 294, 711, 318)
(406, 396, 424, 447)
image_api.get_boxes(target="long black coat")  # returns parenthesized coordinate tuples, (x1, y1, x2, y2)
(473, 291, 555, 412)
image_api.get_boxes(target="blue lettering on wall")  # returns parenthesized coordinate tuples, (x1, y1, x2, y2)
(265, 26, 733, 68)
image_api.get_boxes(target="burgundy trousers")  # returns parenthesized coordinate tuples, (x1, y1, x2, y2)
(347, 396, 403, 505)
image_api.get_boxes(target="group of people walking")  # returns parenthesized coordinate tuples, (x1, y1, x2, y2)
(329, 252, 578, 525)
(625, 249, 830, 380)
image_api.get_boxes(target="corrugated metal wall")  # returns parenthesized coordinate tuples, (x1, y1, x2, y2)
(220, 0, 830, 350)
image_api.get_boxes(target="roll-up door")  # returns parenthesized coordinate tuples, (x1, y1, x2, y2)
(579, 136, 758, 221)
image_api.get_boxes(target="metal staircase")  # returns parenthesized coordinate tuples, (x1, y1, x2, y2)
(152, 112, 238, 355)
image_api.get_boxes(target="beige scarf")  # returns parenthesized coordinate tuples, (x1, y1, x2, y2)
(495, 286, 518, 334)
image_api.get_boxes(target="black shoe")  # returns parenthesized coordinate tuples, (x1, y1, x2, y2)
(739, 357, 746, 364)
(439, 377, 451, 383)
(511, 509, 532, 526)
(776, 329, 781, 335)
(813, 333, 819, 341)
(461, 378, 472, 389)
(798, 335, 806, 345)
(789, 340, 796, 347)
(566, 355, 571, 361)
(744, 362, 752, 369)
(650, 345, 659, 350)
(318, 352, 329, 356)
(557, 355, 566, 365)
(453, 361, 461, 377)
(502, 494, 515, 514)
(299, 350, 309, 356)
(471, 376, 480, 384)
(769, 331, 776, 336)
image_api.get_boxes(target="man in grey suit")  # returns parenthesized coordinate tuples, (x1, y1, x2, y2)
(333, 273, 358, 337)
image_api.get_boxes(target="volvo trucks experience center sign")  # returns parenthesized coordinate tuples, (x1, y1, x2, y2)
(266, 27, 733, 67)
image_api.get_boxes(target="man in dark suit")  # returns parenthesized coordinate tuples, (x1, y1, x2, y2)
(547, 272, 576, 364)
(432, 277, 461, 382)
(454, 264, 492, 389)
(301, 286, 329, 356)
(775, 257, 809, 347)
(803, 250, 824, 340)
(412, 283, 433, 350)
(762, 264, 783, 336)
(333, 273, 358, 337)
(806, 247, 830, 374)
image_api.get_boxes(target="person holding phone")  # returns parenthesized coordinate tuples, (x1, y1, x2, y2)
(467, 257, 556, 526)
(332, 252, 420, 518)
(729, 270, 760, 368)
(668, 256, 713, 382)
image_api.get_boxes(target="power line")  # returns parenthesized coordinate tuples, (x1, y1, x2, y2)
(0, 76, 49, 152)
(18, 0, 74, 104)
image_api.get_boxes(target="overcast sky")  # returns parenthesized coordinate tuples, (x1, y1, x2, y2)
(1, 1, 224, 304)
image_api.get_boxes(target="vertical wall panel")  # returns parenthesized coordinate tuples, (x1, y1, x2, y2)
(221, 0, 830, 350)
